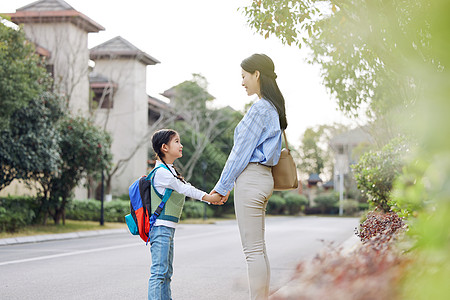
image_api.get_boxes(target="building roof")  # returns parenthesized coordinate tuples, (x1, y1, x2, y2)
(18, 0, 74, 11)
(161, 82, 214, 102)
(5, 0, 105, 33)
(308, 173, 323, 183)
(148, 95, 170, 110)
(90, 36, 160, 66)
(330, 126, 373, 148)
(323, 180, 334, 188)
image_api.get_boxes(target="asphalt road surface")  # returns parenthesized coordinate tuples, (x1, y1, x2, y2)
(0, 216, 359, 300)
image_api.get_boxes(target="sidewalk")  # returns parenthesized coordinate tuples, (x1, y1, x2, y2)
(269, 233, 362, 299)
(0, 228, 127, 246)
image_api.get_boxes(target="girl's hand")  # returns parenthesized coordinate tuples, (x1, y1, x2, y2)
(208, 193, 223, 205)
(210, 190, 230, 205)
(202, 193, 224, 205)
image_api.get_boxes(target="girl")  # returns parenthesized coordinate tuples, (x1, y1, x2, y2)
(211, 53, 287, 300)
(148, 129, 223, 300)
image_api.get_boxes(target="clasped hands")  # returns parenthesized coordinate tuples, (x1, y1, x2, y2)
(207, 190, 230, 205)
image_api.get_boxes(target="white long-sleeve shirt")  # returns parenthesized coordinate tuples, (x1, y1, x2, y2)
(152, 160, 207, 228)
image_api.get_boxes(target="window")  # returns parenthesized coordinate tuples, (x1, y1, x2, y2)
(91, 87, 114, 109)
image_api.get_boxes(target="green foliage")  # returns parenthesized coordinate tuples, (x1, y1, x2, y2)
(267, 194, 285, 214)
(172, 73, 214, 110)
(175, 107, 241, 191)
(241, 1, 432, 122)
(65, 199, 98, 221)
(298, 127, 325, 176)
(401, 203, 450, 300)
(240, 0, 318, 46)
(391, 158, 428, 218)
(282, 191, 308, 215)
(352, 137, 409, 212)
(181, 200, 214, 219)
(245, 1, 450, 296)
(313, 193, 338, 214)
(158, 74, 242, 186)
(341, 199, 359, 216)
(0, 196, 38, 232)
(0, 21, 52, 130)
(298, 123, 349, 179)
(0, 92, 64, 190)
(40, 116, 113, 224)
(65, 199, 129, 223)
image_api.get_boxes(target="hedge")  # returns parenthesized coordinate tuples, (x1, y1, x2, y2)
(65, 199, 129, 223)
(0, 196, 39, 233)
(181, 200, 214, 219)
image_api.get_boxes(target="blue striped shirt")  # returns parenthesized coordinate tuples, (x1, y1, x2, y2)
(214, 99, 282, 195)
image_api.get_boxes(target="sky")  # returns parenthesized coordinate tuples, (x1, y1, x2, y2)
(1, 0, 361, 146)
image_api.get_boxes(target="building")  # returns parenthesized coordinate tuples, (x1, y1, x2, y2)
(89, 36, 160, 195)
(329, 126, 373, 214)
(2, 0, 168, 198)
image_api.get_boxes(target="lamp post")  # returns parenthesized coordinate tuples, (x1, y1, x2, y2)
(100, 169, 105, 226)
(339, 173, 344, 216)
(201, 161, 208, 220)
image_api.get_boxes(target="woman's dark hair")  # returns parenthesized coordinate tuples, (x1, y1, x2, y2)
(151, 129, 186, 183)
(241, 53, 288, 130)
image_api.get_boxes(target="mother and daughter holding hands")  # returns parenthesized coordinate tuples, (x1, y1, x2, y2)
(147, 53, 287, 300)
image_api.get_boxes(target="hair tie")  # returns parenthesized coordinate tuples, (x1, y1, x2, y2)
(264, 71, 277, 80)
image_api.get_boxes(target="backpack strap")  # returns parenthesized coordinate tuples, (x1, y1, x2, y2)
(145, 164, 173, 244)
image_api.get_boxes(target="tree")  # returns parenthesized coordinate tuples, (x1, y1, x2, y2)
(174, 106, 242, 190)
(298, 123, 347, 180)
(241, 1, 433, 122)
(169, 74, 235, 181)
(0, 92, 64, 191)
(0, 20, 51, 130)
(37, 117, 112, 224)
(103, 108, 180, 196)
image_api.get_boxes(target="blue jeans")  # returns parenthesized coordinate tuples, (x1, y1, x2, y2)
(148, 226, 175, 300)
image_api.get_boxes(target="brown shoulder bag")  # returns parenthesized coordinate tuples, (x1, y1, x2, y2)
(272, 131, 299, 191)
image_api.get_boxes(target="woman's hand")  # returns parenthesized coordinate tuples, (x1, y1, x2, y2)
(210, 190, 230, 205)
(202, 193, 225, 205)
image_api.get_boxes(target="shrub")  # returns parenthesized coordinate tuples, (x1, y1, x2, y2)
(65, 199, 129, 222)
(356, 211, 406, 244)
(352, 137, 408, 212)
(313, 193, 339, 214)
(342, 199, 359, 216)
(104, 200, 129, 222)
(0, 196, 38, 233)
(267, 194, 286, 214)
(65, 199, 100, 221)
(181, 200, 213, 219)
(283, 192, 308, 215)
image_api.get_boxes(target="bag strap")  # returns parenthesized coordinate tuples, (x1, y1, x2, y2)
(282, 131, 290, 153)
(146, 164, 173, 244)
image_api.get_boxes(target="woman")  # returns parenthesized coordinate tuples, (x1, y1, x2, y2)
(212, 53, 287, 300)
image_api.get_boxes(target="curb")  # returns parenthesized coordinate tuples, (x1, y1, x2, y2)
(0, 228, 127, 246)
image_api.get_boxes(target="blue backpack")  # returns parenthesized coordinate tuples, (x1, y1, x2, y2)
(125, 165, 171, 244)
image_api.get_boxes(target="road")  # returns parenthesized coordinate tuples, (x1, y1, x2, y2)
(0, 216, 359, 300)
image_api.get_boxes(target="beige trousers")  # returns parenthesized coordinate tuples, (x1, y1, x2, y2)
(235, 163, 274, 300)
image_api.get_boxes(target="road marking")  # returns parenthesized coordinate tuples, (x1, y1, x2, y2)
(1, 219, 358, 268)
(0, 226, 236, 266)
(0, 243, 141, 266)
